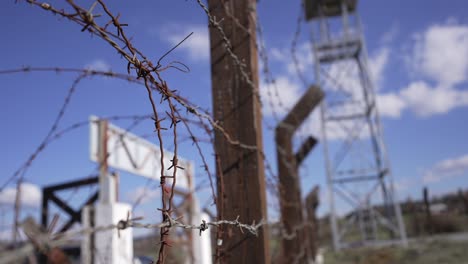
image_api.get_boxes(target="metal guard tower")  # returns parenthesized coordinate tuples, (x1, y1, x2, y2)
(304, 0, 407, 250)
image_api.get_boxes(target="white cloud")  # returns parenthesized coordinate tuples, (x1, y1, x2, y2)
(260, 76, 302, 117)
(268, 40, 388, 96)
(0, 183, 41, 208)
(368, 47, 390, 88)
(358, 21, 468, 119)
(377, 80, 468, 118)
(378, 20, 468, 118)
(270, 48, 287, 62)
(400, 81, 468, 117)
(260, 46, 392, 139)
(423, 154, 468, 183)
(287, 43, 314, 76)
(377, 92, 406, 118)
(264, 23, 468, 122)
(318, 48, 393, 119)
(324, 60, 361, 97)
(260, 75, 327, 139)
(410, 21, 468, 87)
(380, 24, 399, 44)
(162, 25, 209, 61)
(126, 186, 159, 205)
(270, 43, 315, 78)
(85, 59, 111, 71)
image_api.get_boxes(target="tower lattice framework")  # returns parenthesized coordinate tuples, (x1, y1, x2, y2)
(304, 0, 407, 250)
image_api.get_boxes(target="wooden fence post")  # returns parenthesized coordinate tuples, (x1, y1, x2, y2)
(207, 1, 270, 263)
(275, 85, 323, 263)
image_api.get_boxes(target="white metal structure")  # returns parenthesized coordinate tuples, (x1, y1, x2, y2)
(81, 175, 134, 264)
(89, 115, 191, 190)
(83, 116, 212, 264)
(304, 0, 407, 250)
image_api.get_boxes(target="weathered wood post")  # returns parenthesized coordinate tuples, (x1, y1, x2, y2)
(423, 187, 433, 234)
(305, 186, 320, 261)
(275, 85, 323, 263)
(207, 1, 270, 263)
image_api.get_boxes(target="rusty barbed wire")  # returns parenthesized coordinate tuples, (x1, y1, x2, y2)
(0, 68, 214, 201)
(194, 3, 321, 262)
(176, 110, 217, 205)
(194, 0, 262, 105)
(255, 13, 321, 248)
(29, 0, 259, 152)
(291, 0, 309, 89)
(2, 1, 327, 263)
(0, 66, 152, 191)
(0, 213, 269, 264)
(256, 13, 292, 124)
(20, 1, 213, 262)
(9, 71, 88, 243)
(3, 74, 83, 193)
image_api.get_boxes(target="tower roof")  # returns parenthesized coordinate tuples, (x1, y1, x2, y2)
(304, 0, 357, 21)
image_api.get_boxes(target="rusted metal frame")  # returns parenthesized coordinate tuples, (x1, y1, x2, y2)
(58, 191, 99, 233)
(48, 193, 79, 219)
(43, 176, 99, 193)
(41, 192, 50, 232)
(41, 177, 99, 231)
(275, 85, 323, 263)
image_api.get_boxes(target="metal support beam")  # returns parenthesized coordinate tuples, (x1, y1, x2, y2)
(331, 175, 379, 184)
(41, 176, 99, 233)
(306, 0, 407, 249)
(58, 191, 98, 233)
(49, 193, 79, 218)
(43, 176, 99, 193)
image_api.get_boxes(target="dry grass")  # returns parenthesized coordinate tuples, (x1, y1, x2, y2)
(325, 239, 468, 264)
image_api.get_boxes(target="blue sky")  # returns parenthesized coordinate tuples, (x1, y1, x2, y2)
(1, 0, 468, 239)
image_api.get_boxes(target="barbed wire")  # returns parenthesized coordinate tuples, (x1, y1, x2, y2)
(4, 74, 83, 193)
(1, 0, 326, 263)
(291, 0, 309, 89)
(20, 1, 218, 262)
(194, 0, 262, 106)
(0, 67, 152, 191)
(177, 110, 217, 205)
(0, 214, 268, 264)
(3, 212, 309, 262)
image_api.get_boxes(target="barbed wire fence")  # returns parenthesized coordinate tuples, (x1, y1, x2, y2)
(0, 0, 324, 263)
